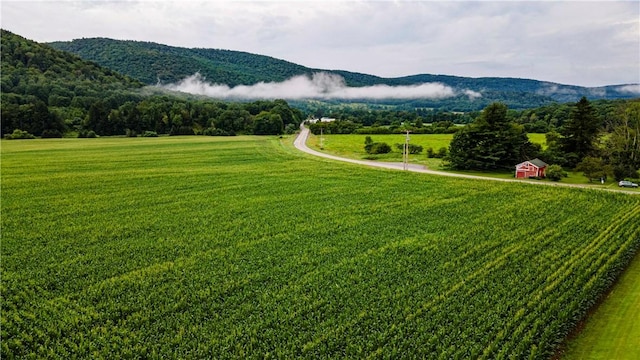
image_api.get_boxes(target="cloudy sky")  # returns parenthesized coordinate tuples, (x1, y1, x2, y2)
(1, 0, 638, 87)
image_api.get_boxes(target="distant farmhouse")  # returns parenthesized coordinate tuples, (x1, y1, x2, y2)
(307, 117, 336, 124)
(515, 158, 548, 178)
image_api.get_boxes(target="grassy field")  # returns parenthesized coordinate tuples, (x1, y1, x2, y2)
(2, 136, 640, 359)
(561, 251, 640, 359)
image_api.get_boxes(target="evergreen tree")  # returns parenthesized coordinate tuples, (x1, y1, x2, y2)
(561, 97, 601, 167)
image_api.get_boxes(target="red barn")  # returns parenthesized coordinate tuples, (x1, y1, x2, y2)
(515, 158, 548, 178)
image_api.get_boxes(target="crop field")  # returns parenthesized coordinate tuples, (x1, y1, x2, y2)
(2, 136, 640, 359)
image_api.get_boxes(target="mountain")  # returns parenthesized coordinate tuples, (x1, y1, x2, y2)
(1, 30, 304, 137)
(49, 37, 638, 109)
(1, 29, 144, 136)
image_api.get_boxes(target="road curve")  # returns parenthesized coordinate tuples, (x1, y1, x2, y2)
(293, 125, 640, 194)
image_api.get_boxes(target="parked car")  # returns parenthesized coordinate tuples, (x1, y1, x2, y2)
(618, 180, 639, 188)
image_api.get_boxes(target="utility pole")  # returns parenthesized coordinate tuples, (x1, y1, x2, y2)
(403, 130, 410, 170)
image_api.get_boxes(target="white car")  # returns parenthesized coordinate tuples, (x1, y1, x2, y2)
(618, 180, 639, 188)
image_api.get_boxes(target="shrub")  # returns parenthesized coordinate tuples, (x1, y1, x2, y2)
(4, 129, 36, 140)
(77, 130, 98, 138)
(546, 164, 567, 182)
(366, 142, 392, 154)
(364, 136, 373, 146)
(170, 126, 195, 136)
(426, 147, 448, 158)
(395, 143, 423, 154)
(41, 129, 63, 138)
(284, 123, 298, 135)
(126, 129, 138, 137)
(437, 147, 448, 158)
(203, 127, 234, 136)
(426, 147, 435, 158)
(142, 131, 159, 137)
(354, 126, 392, 135)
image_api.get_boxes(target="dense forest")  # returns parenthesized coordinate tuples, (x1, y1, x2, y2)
(1, 30, 302, 137)
(49, 37, 639, 111)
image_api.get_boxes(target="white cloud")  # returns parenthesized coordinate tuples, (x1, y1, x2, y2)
(162, 72, 462, 100)
(617, 84, 640, 95)
(463, 90, 482, 99)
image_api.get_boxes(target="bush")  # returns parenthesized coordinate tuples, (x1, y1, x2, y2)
(426, 147, 435, 158)
(437, 147, 448, 158)
(394, 143, 423, 154)
(355, 126, 392, 135)
(4, 129, 36, 140)
(77, 130, 98, 138)
(170, 126, 195, 136)
(426, 147, 448, 158)
(41, 129, 63, 138)
(284, 123, 298, 135)
(366, 142, 392, 154)
(203, 127, 234, 136)
(142, 131, 158, 137)
(126, 129, 138, 137)
(546, 164, 567, 181)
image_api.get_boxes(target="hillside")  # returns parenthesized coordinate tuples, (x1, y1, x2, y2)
(49, 37, 639, 110)
(1, 30, 304, 137)
(1, 29, 144, 136)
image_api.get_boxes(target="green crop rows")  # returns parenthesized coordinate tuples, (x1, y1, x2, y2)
(2, 136, 639, 359)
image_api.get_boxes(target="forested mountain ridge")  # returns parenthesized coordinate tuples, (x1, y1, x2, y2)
(49, 37, 639, 107)
(49, 37, 314, 86)
(1, 29, 302, 137)
(1, 29, 145, 136)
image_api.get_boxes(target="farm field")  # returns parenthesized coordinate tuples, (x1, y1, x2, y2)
(2, 136, 640, 359)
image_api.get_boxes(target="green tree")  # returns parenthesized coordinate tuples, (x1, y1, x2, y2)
(561, 97, 601, 167)
(253, 111, 283, 135)
(448, 103, 538, 170)
(605, 102, 640, 180)
(575, 156, 611, 183)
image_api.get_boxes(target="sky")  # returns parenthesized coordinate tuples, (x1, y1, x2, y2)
(1, 0, 639, 88)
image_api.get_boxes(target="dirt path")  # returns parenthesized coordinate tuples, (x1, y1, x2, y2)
(294, 126, 639, 195)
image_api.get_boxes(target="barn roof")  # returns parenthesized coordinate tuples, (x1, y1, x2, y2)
(529, 158, 547, 167)
(516, 158, 548, 168)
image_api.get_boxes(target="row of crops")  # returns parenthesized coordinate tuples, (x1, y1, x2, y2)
(2, 136, 639, 358)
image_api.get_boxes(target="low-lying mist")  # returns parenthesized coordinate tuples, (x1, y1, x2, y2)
(161, 72, 477, 100)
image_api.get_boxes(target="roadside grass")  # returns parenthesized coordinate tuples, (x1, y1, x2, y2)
(561, 252, 640, 360)
(2, 136, 639, 358)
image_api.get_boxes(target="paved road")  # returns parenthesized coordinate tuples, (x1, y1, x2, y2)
(294, 126, 640, 195)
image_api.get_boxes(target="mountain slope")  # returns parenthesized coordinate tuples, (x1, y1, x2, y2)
(49, 37, 315, 86)
(1, 29, 144, 136)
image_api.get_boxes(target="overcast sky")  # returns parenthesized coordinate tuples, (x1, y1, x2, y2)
(1, 0, 638, 87)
